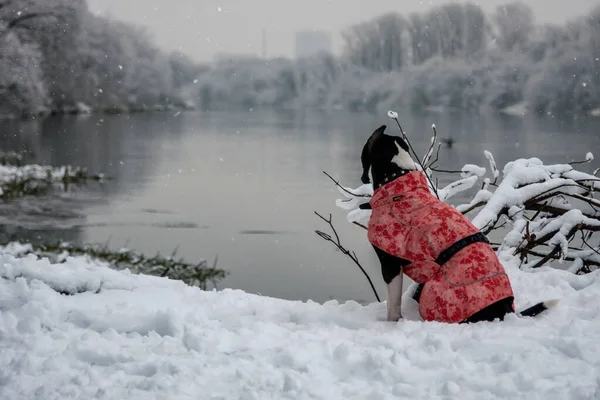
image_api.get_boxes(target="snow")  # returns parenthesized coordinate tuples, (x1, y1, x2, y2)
(484, 150, 500, 180)
(461, 164, 487, 178)
(0, 163, 105, 198)
(1, 245, 600, 399)
(586, 152, 594, 162)
(438, 175, 479, 202)
(0, 164, 75, 183)
(500, 101, 528, 117)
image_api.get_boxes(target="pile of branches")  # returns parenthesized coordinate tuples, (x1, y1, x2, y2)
(316, 111, 599, 300)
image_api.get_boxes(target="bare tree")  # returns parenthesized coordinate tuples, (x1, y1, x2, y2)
(492, 1, 534, 51)
(341, 12, 408, 72)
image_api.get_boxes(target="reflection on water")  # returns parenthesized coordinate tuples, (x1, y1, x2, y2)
(1, 110, 599, 304)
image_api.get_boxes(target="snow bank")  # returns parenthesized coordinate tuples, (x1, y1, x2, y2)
(0, 164, 104, 197)
(0, 164, 101, 183)
(2, 247, 600, 399)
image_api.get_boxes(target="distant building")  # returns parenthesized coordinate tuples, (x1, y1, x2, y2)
(294, 30, 333, 59)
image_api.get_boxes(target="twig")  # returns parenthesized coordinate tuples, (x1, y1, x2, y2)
(581, 235, 600, 258)
(525, 202, 599, 221)
(569, 157, 594, 166)
(353, 221, 368, 230)
(322, 171, 371, 198)
(458, 201, 488, 215)
(430, 168, 463, 174)
(390, 116, 440, 199)
(524, 249, 600, 268)
(428, 143, 443, 170)
(314, 211, 381, 302)
(422, 124, 438, 167)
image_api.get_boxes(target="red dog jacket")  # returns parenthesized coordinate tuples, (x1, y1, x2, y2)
(367, 170, 515, 323)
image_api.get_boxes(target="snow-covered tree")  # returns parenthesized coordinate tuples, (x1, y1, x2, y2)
(0, 0, 190, 115)
(341, 12, 408, 72)
(0, 31, 47, 116)
(9, 0, 87, 110)
(492, 1, 534, 51)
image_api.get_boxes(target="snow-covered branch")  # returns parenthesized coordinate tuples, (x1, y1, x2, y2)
(327, 121, 599, 275)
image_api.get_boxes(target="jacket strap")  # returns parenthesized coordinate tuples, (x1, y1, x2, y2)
(412, 232, 490, 303)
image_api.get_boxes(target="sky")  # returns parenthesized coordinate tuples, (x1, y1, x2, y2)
(87, 0, 599, 62)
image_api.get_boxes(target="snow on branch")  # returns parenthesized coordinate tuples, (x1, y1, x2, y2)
(323, 119, 599, 276)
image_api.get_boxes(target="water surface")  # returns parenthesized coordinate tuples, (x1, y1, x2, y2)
(1, 110, 598, 303)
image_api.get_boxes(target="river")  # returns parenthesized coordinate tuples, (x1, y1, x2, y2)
(1, 109, 598, 304)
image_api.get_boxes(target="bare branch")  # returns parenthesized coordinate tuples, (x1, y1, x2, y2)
(428, 143, 443, 170)
(0, 10, 61, 40)
(525, 249, 600, 268)
(458, 201, 487, 215)
(581, 235, 600, 258)
(322, 171, 371, 198)
(390, 116, 440, 199)
(430, 168, 464, 174)
(7, 11, 57, 29)
(422, 124, 438, 166)
(314, 211, 381, 302)
(569, 158, 594, 166)
(525, 202, 600, 221)
(353, 221, 368, 230)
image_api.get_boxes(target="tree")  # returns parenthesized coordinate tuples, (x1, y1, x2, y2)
(492, 1, 534, 51)
(407, 12, 436, 65)
(170, 51, 205, 89)
(0, 0, 82, 40)
(407, 3, 488, 64)
(341, 12, 408, 72)
(1, 0, 187, 115)
(8, 0, 87, 109)
(0, 31, 47, 116)
(0, 0, 83, 113)
(462, 3, 490, 56)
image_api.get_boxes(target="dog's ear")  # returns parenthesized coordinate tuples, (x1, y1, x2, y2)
(360, 125, 387, 184)
(361, 139, 371, 184)
(372, 125, 387, 141)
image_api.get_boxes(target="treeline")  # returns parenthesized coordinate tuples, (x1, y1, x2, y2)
(0, 0, 203, 118)
(194, 1, 600, 117)
(2, 1, 599, 119)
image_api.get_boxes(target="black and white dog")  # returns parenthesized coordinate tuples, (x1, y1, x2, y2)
(359, 125, 558, 323)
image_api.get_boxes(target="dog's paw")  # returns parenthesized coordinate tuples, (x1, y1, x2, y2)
(387, 313, 403, 322)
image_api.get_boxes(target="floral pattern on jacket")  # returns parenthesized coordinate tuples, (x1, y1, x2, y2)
(367, 171, 515, 323)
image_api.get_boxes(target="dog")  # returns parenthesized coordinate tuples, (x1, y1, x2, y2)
(359, 125, 558, 323)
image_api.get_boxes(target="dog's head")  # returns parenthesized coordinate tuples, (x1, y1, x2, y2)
(360, 125, 415, 185)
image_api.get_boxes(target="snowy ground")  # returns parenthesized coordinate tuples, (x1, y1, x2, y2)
(1, 244, 600, 400)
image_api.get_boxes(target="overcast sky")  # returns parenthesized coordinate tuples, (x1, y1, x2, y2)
(87, 0, 598, 62)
